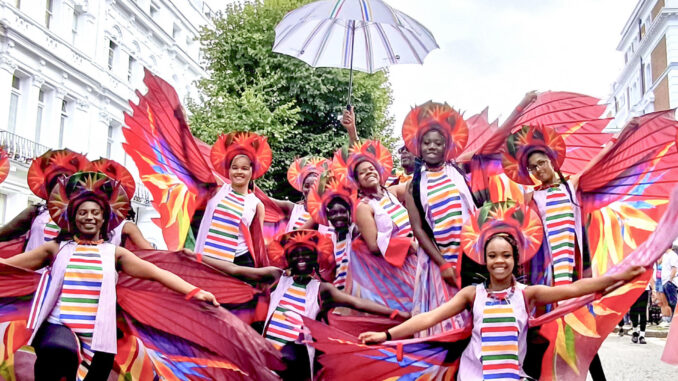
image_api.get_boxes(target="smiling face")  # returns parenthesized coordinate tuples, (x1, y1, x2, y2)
(420, 129, 446, 166)
(356, 160, 380, 190)
(526, 151, 556, 185)
(326, 199, 350, 231)
(484, 236, 516, 283)
(287, 245, 318, 276)
(229, 155, 253, 188)
(302, 173, 319, 199)
(74, 200, 105, 239)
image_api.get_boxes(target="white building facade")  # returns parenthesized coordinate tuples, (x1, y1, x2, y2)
(0, 0, 212, 248)
(606, 0, 678, 129)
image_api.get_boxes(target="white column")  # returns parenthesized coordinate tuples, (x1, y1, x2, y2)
(0, 56, 17, 131)
(21, 74, 45, 141)
(46, 87, 67, 149)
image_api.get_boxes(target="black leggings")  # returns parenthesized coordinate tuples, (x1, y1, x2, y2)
(33, 322, 114, 381)
(630, 290, 650, 332)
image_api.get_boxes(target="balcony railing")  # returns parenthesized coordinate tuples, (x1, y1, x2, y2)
(132, 181, 151, 206)
(0, 131, 51, 164)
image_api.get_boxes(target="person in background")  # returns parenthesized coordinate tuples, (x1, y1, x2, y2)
(660, 245, 678, 324)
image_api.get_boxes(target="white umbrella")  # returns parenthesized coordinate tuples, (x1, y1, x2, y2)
(273, 0, 438, 106)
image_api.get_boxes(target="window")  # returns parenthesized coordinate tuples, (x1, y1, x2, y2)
(128, 56, 136, 82)
(108, 40, 117, 70)
(0, 193, 6, 225)
(150, 2, 159, 18)
(106, 124, 114, 158)
(172, 24, 180, 39)
(59, 99, 69, 148)
(45, 0, 53, 28)
(8, 75, 21, 134)
(35, 89, 45, 143)
(71, 9, 79, 45)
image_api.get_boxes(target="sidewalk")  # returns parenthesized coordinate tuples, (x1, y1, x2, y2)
(615, 323, 669, 338)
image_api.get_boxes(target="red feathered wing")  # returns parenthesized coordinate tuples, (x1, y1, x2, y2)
(123, 69, 216, 250)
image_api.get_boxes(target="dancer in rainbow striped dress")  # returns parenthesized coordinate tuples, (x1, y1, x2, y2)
(402, 102, 478, 336)
(358, 201, 645, 381)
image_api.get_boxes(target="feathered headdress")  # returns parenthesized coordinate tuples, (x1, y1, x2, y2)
(402, 101, 469, 162)
(287, 156, 330, 192)
(331, 140, 393, 189)
(461, 201, 543, 265)
(0, 147, 9, 184)
(48, 171, 131, 232)
(307, 171, 358, 226)
(28, 149, 90, 200)
(210, 132, 272, 180)
(502, 125, 567, 185)
(268, 229, 335, 281)
(88, 158, 136, 200)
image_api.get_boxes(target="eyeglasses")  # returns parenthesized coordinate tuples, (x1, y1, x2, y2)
(527, 159, 550, 172)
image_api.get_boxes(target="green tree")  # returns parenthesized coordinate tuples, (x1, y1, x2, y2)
(188, 0, 394, 199)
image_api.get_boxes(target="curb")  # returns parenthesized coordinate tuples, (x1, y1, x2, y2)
(614, 326, 668, 339)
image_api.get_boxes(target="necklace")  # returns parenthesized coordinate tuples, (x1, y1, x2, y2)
(73, 236, 104, 245)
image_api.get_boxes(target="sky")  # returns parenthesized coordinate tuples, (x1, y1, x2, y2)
(207, 0, 640, 129)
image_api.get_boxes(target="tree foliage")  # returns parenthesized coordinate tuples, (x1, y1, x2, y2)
(188, 0, 394, 199)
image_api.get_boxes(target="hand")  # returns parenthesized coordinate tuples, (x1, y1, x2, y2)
(194, 290, 219, 306)
(341, 108, 356, 132)
(358, 331, 387, 344)
(440, 267, 457, 287)
(613, 265, 645, 282)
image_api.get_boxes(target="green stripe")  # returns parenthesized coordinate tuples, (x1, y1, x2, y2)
(66, 265, 103, 271)
(390, 208, 406, 219)
(208, 229, 238, 240)
(545, 213, 574, 221)
(265, 335, 289, 344)
(61, 297, 99, 304)
(482, 317, 516, 324)
(79, 332, 93, 338)
(482, 354, 519, 361)
(554, 273, 573, 279)
(428, 183, 453, 196)
(552, 242, 575, 250)
(434, 211, 462, 225)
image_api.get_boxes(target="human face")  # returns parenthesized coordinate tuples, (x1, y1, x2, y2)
(229, 155, 253, 188)
(326, 200, 350, 231)
(302, 174, 318, 199)
(399, 147, 415, 173)
(288, 246, 317, 276)
(356, 161, 380, 189)
(420, 129, 446, 166)
(485, 237, 515, 283)
(526, 152, 556, 185)
(75, 201, 105, 238)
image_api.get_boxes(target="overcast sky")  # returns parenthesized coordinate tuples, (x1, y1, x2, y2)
(207, 0, 640, 128)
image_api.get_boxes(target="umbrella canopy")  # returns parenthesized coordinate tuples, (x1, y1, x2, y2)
(273, 0, 438, 74)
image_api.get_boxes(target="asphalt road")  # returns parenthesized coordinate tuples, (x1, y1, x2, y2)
(586, 334, 676, 380)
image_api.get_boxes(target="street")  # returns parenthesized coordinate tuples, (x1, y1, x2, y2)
(586, 334, 676, 380)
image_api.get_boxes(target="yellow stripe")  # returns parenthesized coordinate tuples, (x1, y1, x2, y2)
(546, 205, 572, 214)
(550, 234, 574, 244)
(203, 247, 235, 261)
(60, 305, 99, 313)
(209, 222, 239, 234)
(484, 307, 513, 315)
(75, 246, 100, 253)
(63, 272, 103, 280)
(287, 288, 306, 297)
(481, 344, 520, 352)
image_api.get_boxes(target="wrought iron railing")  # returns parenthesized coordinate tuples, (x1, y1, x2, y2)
(0, 131, 50, 164)
(132, 181, 151, 206)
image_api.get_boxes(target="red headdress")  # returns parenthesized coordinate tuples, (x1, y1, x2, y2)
(287, 156, 330, 192)
(210, 132, 272, 180)
(267, 229, 335, 281)
(307, 171, 358, 226)
(331, 140, 393, 189)
(461, 201, 543, 265)
(0, 147, 9, 184)
(502, 125, 567, 185)
(48, 171, 131, 232)
(88, 158, 136, 200)
(27, 149, 90, 200)
(402, 101, 469, 162)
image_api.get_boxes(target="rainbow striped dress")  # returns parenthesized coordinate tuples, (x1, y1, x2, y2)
(426, 169, 463, 265)
(480, 288, 520, 380)
(265, 282, 307, 350)
(333, 238, 350, 291)
(376, 193, 412, 237)
(287, 203, 311, 232)
(544, 186, 576, 286)
(52, 244, 104, 378)
(202, 190, 246, 262)
(43, 218, 60, 242)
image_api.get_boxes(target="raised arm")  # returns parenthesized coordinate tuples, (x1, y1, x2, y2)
(0, 205, 40, 241)
(116, 246, 219, 305)
(341, 107, 359, 146)
(359, 285, 476, 344)
(354, 202, 380, 254)
(0, 240, 59, 270)
(319, 282, 410, 319)
(181, 248, 282, 284)
(121, 222, 154, 249)
(525, 265, 646, 306)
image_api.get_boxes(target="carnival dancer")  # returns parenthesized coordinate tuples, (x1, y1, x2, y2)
(357, 201, 645, 380)
(402, 101, 477, 336)
(385, 146, 415, 187)
(0, 170, 284, 380)
(332, 140, 419, 313)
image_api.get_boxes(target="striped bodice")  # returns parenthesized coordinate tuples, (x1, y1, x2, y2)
(43, 218, 60, 242)
(292, 210, 311, 230)
(333, 238, 350, 291)
(426, 169, 463, 264)
(265, 282, 307, 350)
(543, 187, 576, 286)
(202, 190, 246, 262)
(376, 194, 412, 237)
(480, 289, 521, 380)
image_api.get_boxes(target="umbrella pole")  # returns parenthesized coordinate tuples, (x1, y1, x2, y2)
(347, 20, 356, 110)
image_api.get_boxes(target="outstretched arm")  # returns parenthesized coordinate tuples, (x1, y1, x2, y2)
(117, 246, 219, 305)
(182, 248, 282, 284)
(319, 282, 410, 319)
(0, 205, 39, 241)
(359, 285, 475, 343)
(0, 240, 58, 270)
(525, 265, 646, 306)
(121, 222, 154, 249)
